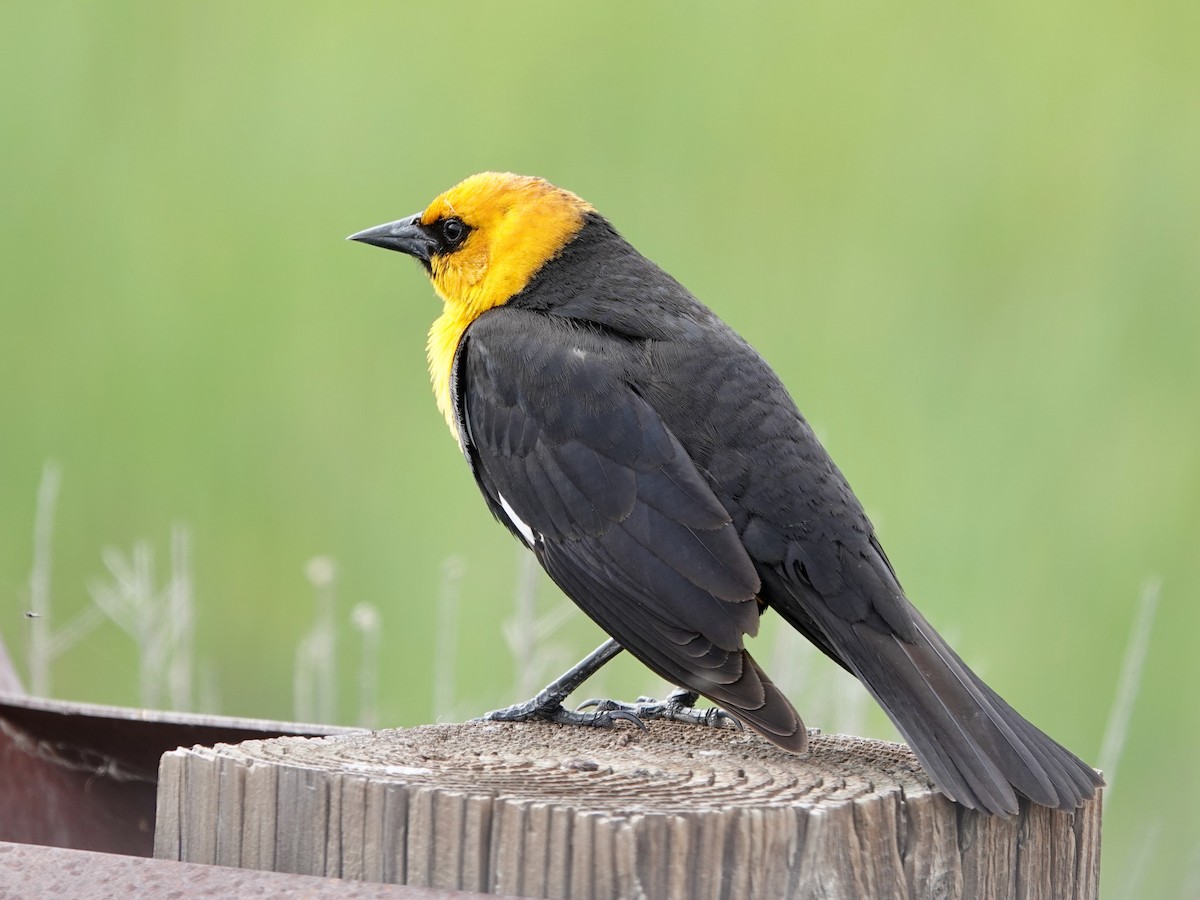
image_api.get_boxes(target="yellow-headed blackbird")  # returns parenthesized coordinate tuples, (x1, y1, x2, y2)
(350, 172, 1101, 815)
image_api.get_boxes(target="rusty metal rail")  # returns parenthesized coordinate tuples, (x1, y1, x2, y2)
(0, 691, 353, 856)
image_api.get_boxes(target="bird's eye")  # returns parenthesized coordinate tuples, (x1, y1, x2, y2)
(441, 217, 467, 247)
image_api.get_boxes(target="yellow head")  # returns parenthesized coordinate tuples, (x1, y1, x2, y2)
(349, 172, 594, 433)
(420, 172, 592, 315)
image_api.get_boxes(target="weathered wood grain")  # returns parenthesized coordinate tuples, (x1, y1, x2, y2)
(155, 722, 1102, 899)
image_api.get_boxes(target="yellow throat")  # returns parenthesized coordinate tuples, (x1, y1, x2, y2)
(419, 173, 593, 434)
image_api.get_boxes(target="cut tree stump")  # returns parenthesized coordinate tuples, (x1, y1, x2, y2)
(155, 721, 1102, 900)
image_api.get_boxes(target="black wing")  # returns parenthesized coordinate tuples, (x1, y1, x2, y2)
(453, 306, 805, 749)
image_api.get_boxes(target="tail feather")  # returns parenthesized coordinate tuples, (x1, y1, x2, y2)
(632, 630, 809, 753)
(705, 649, 809, 753)
(763, 569, 1103, 814)
(833, 612, 1101, 814)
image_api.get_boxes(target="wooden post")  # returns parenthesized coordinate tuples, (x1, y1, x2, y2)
(155, 721, 1101, 899)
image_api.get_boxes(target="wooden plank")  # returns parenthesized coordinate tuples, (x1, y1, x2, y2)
(460, 792, 493, 894)
(339, 774, 368, 882)
(274, 763, 329, 876)
(156, 721, 1103, 899)
(0, 840, 487, 898)
(152, 751, 184, 860)
(214, 752, 245, 867)
(179, 746, 218, 865)
(899, 790, 963, 897)
(240, 758, 279, 872)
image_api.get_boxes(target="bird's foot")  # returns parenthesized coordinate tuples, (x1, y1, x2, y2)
(473, 686, 742, 735)
(575, 688, 743, 733)
(468, 641, 737, 735)
(471, 640, 648, 731)
(473, 696, 646, 731)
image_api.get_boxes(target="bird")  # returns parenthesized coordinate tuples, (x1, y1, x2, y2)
(349, 172, 1102, 815)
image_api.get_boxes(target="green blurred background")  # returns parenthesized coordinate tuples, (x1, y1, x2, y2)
(1, 3, 1196, 895)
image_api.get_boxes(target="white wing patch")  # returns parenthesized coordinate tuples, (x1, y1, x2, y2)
(497, 492, 537, 546)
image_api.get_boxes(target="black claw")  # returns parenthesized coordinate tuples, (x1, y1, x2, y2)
(600, 709, 647, 730)
(705, 708, 744, 731)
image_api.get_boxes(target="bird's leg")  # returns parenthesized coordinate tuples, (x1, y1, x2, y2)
(575, 688, 743, 732)
(474, 639, 646, 729)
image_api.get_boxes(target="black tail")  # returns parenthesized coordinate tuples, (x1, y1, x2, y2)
(769, 581, 1103, 814)
(847, 613, 1101, 813)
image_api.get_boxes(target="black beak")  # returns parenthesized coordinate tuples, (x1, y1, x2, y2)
(347, 213, 438, 262)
